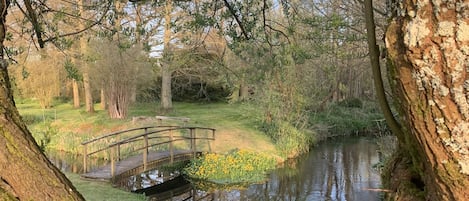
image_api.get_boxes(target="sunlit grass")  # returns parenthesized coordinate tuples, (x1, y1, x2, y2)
(17, 100, 277, 155)
(66, 173, 145, 201)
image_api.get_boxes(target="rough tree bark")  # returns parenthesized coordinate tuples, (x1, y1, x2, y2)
(0, 2, 84, 200)
(383, 0, 469, 200)
(1, 63, 86, 201)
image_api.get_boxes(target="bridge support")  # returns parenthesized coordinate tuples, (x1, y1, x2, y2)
(111, 146, 116, 177)
(143, 134, 149, 171)
(169, 130, 174, 164)
(83, 144, 88, 173)
(190, 128, 196, 159)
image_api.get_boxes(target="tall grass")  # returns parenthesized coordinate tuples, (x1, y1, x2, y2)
(309, 102, 384, 138)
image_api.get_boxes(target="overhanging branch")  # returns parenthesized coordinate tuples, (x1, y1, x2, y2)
(24, 0, 45, 48)
(222, 0, 249, 40)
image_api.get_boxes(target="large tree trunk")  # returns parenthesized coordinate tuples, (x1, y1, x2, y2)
(105, 1, 130, 119)
(0, 3, 83, 200)
(0, 62, 85, 200)
(384, 1, 469, 200)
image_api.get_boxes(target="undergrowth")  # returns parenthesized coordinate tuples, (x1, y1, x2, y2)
(310, 102, 383, 137)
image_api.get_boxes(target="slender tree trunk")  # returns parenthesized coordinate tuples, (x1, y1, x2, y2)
(100, 88, 106, 110)
(130, 4, 143, 104)
(381, 1, 469, 200)
(161, 0, 173, 111)
(72, 79, 80, 108)
(82, 70, 94, 113)
(79, 0, 94, 113)
(239, 83, 249, 101)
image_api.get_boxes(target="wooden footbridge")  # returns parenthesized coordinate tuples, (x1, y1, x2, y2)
(80, 126, 215, 181)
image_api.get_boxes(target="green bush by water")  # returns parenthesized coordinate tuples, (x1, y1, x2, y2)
(310, 102, 383, 136)
(262, 120, 314, 158)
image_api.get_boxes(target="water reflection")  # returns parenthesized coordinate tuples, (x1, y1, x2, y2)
(134, 136, 382, 201)
(245, 136, 382, 201)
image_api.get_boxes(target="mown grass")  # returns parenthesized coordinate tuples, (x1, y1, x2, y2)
(17, 100, 277, 155)
(66, 173, 145, 201)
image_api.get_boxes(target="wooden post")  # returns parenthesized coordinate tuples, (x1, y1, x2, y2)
(169, 129, 174, 164)
(117, 144, 121, 161)
(190, 128, 196, 158)
(83, 144, 88, 173)
(143, 134, 148, 171)
(111, 146, 116, 177)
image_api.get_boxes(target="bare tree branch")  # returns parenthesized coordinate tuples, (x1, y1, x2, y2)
(24, 0, 45, 48)
(43, 1, 112, 43)
(222, 0, 249, 40)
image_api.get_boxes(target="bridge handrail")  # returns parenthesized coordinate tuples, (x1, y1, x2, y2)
(81, 125, 179, 145)
(107, 126, 215, 148)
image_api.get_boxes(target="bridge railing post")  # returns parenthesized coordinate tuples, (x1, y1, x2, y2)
(117, 144, 121, 161)
(190, 128, 196, 158)
(169, 129, 174, 164)
(143, 131, 149, 171)
(83, 144, 88, 173)
(111, 146, 116, 177)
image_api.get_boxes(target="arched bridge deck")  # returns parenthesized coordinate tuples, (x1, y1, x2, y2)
(80, 126, 215, 181)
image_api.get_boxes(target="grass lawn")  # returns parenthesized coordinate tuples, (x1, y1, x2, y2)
(66, 173, 145, 201)
(17, 100, 277, 155)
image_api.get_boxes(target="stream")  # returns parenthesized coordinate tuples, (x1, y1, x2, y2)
(47, 136, 384, 201)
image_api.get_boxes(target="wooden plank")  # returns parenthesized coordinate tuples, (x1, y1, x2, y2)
(81, 150, 195, 181)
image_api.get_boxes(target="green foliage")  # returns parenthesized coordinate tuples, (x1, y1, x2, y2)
(21, 114, 43, 125)
(31, 123, 58, 151)
(184, 149, 276, 184)
(338, 97, 363, 108)
(64, 59, 82, 81)
(262, 120, 314, 158)
(310, 102, 383, 136)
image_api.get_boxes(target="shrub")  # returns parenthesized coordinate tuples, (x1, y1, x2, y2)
(338, 97, 363, 108)
(261, 120, 314, 158)
(21, 114, 43, 125)
(184, 149, 276, 184)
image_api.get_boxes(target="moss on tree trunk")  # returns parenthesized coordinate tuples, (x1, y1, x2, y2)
(383, 1, 469, 200)
(0, 62, 85, 200)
